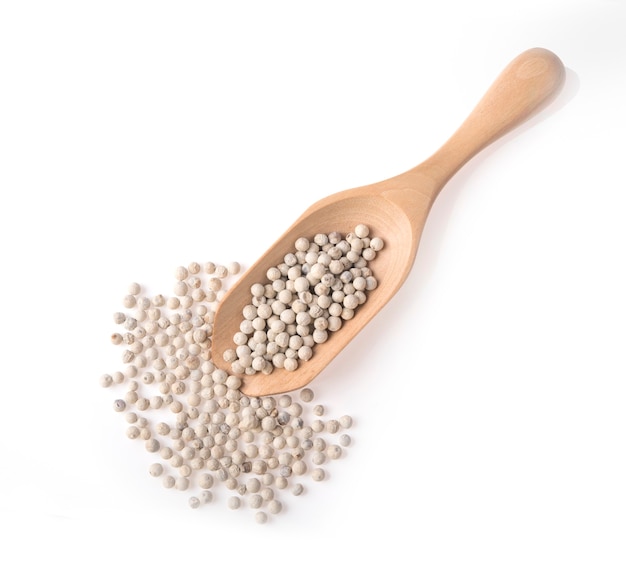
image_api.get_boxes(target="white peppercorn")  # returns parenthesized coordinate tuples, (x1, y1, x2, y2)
(339, 415, 353, 428)
(311, 468, 325, 482)
(124, 411, 138, 424)
(149, 463, 163, 477)
(354, 224, 369, 238)
(174, 266, 188, 281)
(160, 447, 173, 460)
(249, 494, 263, 509)
(339, 434, 351, 447)
(173, 281, 188, 297)
(326, 419, 340, 434)
(311, 420, 324, 433)
(111, 371, 124, 384)
(255, 511, 268, 524)
(145, 438, 160, 453)
(260, 487, 274, 501)
(288, 402, 303, 417)
(214, 264, 228, 278)
(206, 458, 220, 471)
(150, 396, 163, 410)
(326, 445, 342, 460)
(312, 452, 326, 465)
(267, 499, 282, 515)
(312, 437, 326, 451)
(273, 436, 287, 450)
(199, 473, 214, 489)
(246, 477, 261, 493)
(126, 426, 140, 440)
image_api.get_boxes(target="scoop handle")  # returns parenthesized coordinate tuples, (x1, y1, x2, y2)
(419, 47, 565, 196)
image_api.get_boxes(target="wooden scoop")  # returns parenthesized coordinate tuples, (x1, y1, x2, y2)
(212, 47, 565, 397)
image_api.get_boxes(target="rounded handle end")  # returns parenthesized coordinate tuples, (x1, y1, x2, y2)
(509, 47, 566, 109)
(419, 47, 566, 195)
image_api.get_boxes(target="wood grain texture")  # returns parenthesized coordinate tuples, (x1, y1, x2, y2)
(212, 48, 565, 396)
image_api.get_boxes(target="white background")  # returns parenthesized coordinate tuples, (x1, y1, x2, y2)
(1, 1, 625, 580)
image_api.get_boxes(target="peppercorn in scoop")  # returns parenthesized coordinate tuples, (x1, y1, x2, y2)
(223, 225, 384, 377)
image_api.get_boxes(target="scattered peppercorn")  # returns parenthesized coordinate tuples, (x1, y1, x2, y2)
(102, 257, 357, 522)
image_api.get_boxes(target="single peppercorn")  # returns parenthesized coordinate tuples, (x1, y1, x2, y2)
(113, 399, 126, 413)
(227, 496, 241, 510)
(149, 463, 163, 477)
(311, 468, 325, 482)
(255, 511, 268, 524)
(339, 434, 351, 447)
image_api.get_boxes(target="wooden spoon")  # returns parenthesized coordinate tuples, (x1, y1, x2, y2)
(212, 47, 565, 397)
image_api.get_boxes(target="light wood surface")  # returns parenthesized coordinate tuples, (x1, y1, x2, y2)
(212, 47, 565, 396)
